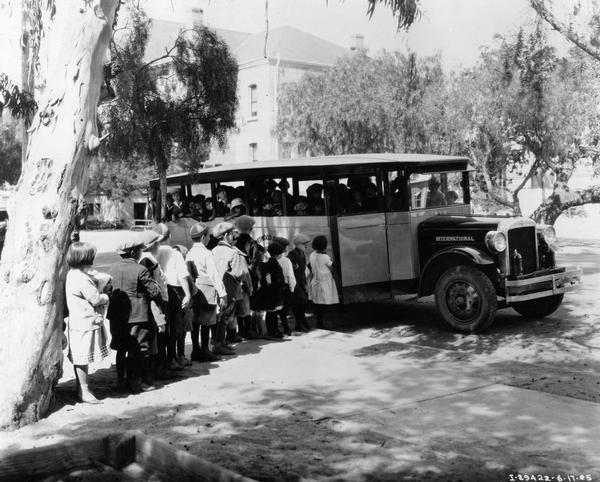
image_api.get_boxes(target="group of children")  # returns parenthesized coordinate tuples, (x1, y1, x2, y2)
(63, 215, 339, 403)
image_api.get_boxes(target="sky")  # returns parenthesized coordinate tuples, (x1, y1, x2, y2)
(142, 0, 544, 69)
(0, 0, 571, 85)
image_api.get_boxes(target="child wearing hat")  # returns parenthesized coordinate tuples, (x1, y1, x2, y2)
(186, 223, 227, 362)
(287, 233, 312, 332)
(153, 223, 193, 371)
(139, 230, 169, 380)
(106, 234, 163, 392)
(211, 222, 253, 354)
(64, 241, 111, 403)
(233, 215, 260, 340)
(272, 236, 296, 336)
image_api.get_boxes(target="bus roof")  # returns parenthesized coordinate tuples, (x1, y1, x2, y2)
(150, 153, 470, 186)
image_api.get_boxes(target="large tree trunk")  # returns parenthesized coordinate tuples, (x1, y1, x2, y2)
(0, 0, 119, 430)
(531, 182, 600, 225)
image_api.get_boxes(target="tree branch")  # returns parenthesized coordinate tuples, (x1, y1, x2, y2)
(479, 157, 515, 208)
(530, 0, 600, 62)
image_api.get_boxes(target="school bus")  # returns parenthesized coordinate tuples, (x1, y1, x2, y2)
(149, 153, 582, 333)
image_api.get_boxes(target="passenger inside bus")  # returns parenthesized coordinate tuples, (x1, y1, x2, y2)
(426, 176, 447, 207)
(306, 183, 324, 215)
(225, 198, 246, 221)
(446, 190, 459, 204)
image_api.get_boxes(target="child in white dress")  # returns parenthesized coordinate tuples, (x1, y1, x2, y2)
(308, 235, 339, 328)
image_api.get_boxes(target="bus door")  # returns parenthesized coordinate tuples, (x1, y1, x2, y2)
(334, 174, 390, 302)
(386, 170, 415, 282)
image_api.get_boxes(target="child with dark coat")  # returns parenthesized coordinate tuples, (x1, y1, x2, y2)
(254, 243, 286, 338)
(107, 237, 163, 393)
(287, 233, 311, 332)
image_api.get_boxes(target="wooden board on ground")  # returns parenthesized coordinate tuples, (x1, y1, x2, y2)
(0, 431, 254, 481)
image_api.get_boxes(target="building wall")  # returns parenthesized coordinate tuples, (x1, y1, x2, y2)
(209, 59, 327, 165)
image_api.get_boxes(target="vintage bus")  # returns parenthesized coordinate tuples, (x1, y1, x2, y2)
(149, 153, 581, 333)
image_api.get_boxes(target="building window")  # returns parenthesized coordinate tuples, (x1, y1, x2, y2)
(249, 143, 258, 162)
(249, 84, 258, 117)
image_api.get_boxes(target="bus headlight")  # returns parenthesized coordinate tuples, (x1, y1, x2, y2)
(542, 226, 556, 244)
(485, 231, 507, 253)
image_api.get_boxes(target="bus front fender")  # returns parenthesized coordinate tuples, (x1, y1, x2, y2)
(418, 247, 498, 297)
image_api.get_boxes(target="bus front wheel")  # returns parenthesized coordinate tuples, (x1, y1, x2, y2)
(434, 265, 497, 333)
(512, 294, 563, 318)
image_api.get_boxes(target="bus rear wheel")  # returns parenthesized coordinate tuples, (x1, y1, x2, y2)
(512, 294, 564, 318)
(434, 265, 497, 333)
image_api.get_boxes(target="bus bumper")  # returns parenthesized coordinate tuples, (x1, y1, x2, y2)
(504, 266, 583, 303)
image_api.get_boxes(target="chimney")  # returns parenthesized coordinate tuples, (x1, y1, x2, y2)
(350, 34, 365, 51)
(186, 7, 203, 30)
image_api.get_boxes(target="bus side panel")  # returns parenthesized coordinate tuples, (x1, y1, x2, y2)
(386, 211, 415, 281)
(336, 213, 389, 288)
(252, 216, 332, 250)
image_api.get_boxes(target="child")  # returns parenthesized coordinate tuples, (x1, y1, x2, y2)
(107, 237, 163, 393)
(308, 235, 339, 328)
(173, 244, 195, 367)
(273, 236, 296, 336)
(65, 242, 110, 403)
(186, 223, 227, 362)
(260, 243, 286, 338)
(287, 233, 311, 332)
(139, 230, 169, 381)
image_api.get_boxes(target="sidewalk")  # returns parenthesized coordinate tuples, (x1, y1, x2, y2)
(1, 329, 598, 480)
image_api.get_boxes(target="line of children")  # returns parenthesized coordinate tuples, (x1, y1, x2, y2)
(65, 219, 339, 402)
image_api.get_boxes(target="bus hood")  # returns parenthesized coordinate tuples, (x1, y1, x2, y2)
(418, 215, 509, 231)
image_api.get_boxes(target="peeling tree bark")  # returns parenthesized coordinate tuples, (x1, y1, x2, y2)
(0, 0, 119, 430)
(531, 182, 600, 225)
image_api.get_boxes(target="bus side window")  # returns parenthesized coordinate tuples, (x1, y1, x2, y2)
(186, 183, 212, 221)
(291, 178, 325, 216)
(337, 174, 381, 215)
(214, 181, 246, 219)
(247, 177, 292, 216)
(387, 171, 405, 211)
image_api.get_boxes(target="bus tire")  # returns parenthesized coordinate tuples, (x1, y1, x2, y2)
(434, 265, 497, 333)
(512, 294, 563, 319)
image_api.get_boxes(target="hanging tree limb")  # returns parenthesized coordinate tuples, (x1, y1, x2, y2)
(530, 0, 600, 62)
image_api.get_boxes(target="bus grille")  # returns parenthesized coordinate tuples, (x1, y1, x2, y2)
(507, 226, 537, 275)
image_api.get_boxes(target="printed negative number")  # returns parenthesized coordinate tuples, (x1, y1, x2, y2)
(508, 475, 593, 482)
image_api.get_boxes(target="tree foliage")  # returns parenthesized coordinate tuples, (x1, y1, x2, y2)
(276, 51, 451, 157)
(455, 22, 600, 217)
(0, 114, 22, 185)
(0, 74, 37, 120)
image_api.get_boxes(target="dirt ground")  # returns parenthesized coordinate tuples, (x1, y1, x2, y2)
(0, 237, 599, 481)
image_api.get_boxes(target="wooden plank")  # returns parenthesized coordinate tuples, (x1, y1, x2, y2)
(105, 432, 137, 469)
(133, 433, 256, 482)
(0, 438, 106, 480)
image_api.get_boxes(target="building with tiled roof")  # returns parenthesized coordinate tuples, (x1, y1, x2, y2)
(145, 12, 350, 165)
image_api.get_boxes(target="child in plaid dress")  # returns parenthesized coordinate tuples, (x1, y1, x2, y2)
(65, 242, 110, 403)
